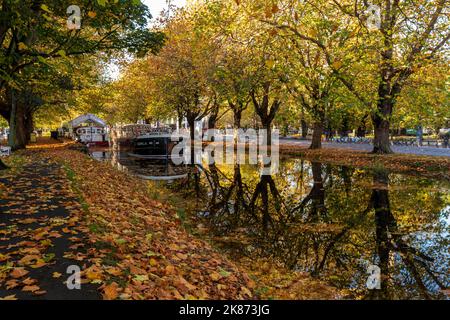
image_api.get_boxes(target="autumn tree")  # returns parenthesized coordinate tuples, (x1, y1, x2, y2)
(146, 8, 220, 163)
(0, 0, 165, 152)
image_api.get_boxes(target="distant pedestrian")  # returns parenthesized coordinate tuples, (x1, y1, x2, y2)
(443, 134, 449, 148)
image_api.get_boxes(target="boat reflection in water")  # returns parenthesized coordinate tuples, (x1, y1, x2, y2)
(90, 148, 189, 182)
(94, 125, 188, 181)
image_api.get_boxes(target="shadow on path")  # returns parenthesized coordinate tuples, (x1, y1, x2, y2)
(0, 157, 100, 300)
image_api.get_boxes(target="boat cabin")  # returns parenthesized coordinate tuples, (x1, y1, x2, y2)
(67, 114, 109, 146)
(129, 129, 183, 160)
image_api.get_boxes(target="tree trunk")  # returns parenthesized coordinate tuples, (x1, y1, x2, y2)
(0, 159, 8, 170)
(356, 119, 367, 138)
(310, 122, 323, 150)
(208, 114, 217, 130)
(301, 119, 308, 139)
(416, 124, 423, 146)
(340, 115, 350, 137)
(8, 89, 28, 151)
(372, 113, 393, 154)
(233, 109, 242, 129)
(233, 110, 242, 143)
(370, 171, 391, 300)
(261, 120, 272, 146)
(187, 117, 196, 165)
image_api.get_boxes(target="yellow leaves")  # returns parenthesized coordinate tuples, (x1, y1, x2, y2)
(18, 42, 28, 51)
(105, 267, 123, 277)
(308, 28, 318, 38)
(149, 258, 158, 267)
(209, 272, 222, 281)
(240, 286, 252, 297)
(40, 148, 262, 300)
(133, 274, 149, 282)
(52, 272, 62, 279)
(33, 230, 48, 241)
(0, 253, 9, 262)
(332, 60, 343, 70)
(10, 268, 29, 279)
(0, 295, 18, 300)
(18, 254, 40, 266)
(266, 59, 275, 69)
(87, 11, 97, 18)
(85, 266, 103, 281)
(40, 4, 51, 13)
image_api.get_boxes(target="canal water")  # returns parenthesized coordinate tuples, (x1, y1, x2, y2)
(91, 149, 450, 300)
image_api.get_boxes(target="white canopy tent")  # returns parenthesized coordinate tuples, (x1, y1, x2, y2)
(65, 114, 108, 142)
(68, 114, 107, 128)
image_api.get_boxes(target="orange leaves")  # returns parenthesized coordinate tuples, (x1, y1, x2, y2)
(105, 267, 123, 277)
(42, 148, 256, 300)
(22, 285, 41, 293)
(5, 279, 20, 290)
(165, 264, 176, 276)
(103, 282, 119, 300)
(265, 4, 279, 19)
(10, 268, 29, 279)
(17, 218, 38, 225)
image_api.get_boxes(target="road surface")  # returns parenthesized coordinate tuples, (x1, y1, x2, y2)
(279, 138, 450, 158)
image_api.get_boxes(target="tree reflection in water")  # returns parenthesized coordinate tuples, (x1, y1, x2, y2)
(170, 159, 449, 299)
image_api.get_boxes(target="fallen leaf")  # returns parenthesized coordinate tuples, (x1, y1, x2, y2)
(10, 268, 29, 279)
(103, 282, 119, 300)
(210, 272, 221, 281)
(22, 285, 40, 293)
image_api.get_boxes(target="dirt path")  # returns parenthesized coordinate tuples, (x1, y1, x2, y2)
(0, 156, 100, 300)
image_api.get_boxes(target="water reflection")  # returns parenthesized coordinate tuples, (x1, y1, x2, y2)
(90, 149, 189, 181)
(168, 160, 450, 300)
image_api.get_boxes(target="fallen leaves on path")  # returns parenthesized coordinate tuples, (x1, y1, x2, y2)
(41, 148, 255, 300)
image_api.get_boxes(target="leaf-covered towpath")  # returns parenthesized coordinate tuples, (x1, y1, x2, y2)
(0, 144, 255, 300)
(0, 154, 100, 300)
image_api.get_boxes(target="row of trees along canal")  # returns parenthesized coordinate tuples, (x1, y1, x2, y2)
(1, 1, 449, 169)
(0, 0, 165, 169)
(115, 0, 448, 154)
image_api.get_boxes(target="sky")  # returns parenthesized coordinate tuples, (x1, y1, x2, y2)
(143, 0, 187, 21)
(106, 0, 187, 79)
